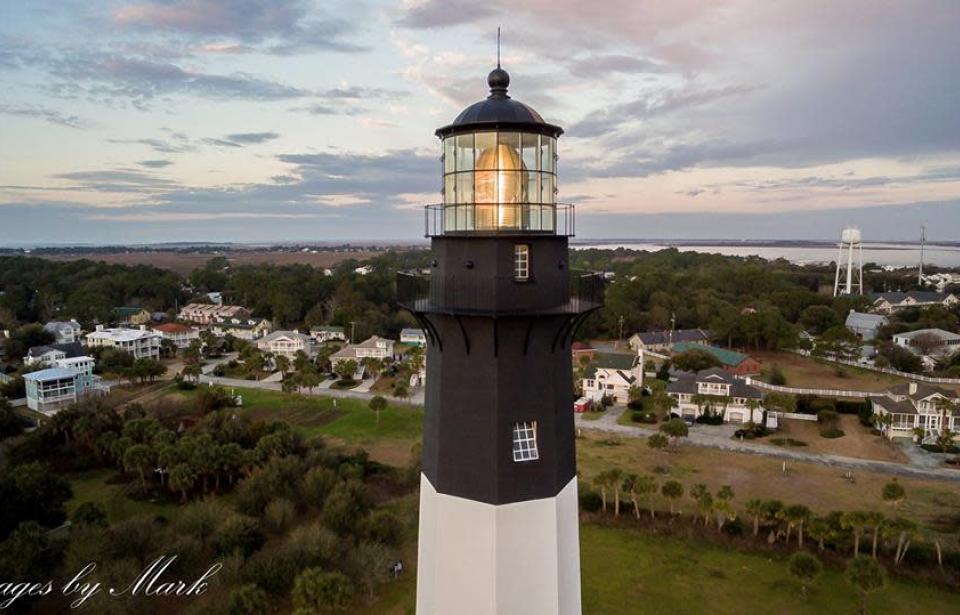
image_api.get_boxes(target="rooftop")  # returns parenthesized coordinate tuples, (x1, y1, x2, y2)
(673, 342, 750, 367)
(23, 367, 80, 381)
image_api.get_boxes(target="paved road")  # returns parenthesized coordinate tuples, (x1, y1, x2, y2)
(199, 374, 424, 406)
(576, 406, 960, 483)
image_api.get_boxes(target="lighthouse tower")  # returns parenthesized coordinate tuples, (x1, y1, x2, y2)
(398, 64, 602, 615)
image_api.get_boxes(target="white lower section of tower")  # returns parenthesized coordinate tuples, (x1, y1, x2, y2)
(416, 474, 582, 615)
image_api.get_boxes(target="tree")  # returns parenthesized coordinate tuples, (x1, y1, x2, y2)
(714, 485, 736, 531)
(690, 483, 713, 527)
(763, 392, 797, 414)
(369, 395, 388, 426)
(788, 551, 822, 599)
(646, 433, 669, 452)
(333, 359, 356, 382)
(593, 470, 615, 514)
(123, 443, 154, 492)
(799, 305, 840, 335)
(841, 511, 871, 556)
(659, 418, 689, 447)
(846, 556, 886, 615)
(228, 584, 269, 615)
(634, 475, 658, 519)
(863, 511, 885, 558)
(169, 463, 197, 503)
(274, 354, 290, 377)
(672, 348, 722, 372)
(291, 568, 354, 612)
(608, 468, 624, 517)
(0, 462, 73, 539)
(781, 504, 811, 548)
(661, 480, 683, 516)
(883, 516, 917, 566)
(392, 380, 409, 399)
(746, 498, 766, 537)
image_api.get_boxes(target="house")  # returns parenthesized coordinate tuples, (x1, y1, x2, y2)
(310, 325, 347, 344)
(209, 318, 272, 341)
(256, 330, 314, 360)
(113, 307, 152, 326)
(354, 265, 373, 275)
(178, 303, 252, 325)
(672, 342, 762, 376)
(23, 360, 106, 414)
(153, 323, 200, 349)
(85, 325, 162, 360)
(581, 351, 643, 404)
(871, 291, 959, 314)
(24, 342, 85, 367)
(629, 328, 711, 353)
(330, 336, 395, 375)
(666, 368, 764, 424)
(892, 328, 960, 359)
(43, 319, 82, 344)
(400, 328, 427, 347)
(872, 382, 959, 439)
(845, 311, 887, 341)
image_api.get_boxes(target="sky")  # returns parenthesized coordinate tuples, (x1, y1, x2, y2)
(1, 0, 959, 245)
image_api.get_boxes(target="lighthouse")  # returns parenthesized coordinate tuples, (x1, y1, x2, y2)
(398, 62, 603, 615)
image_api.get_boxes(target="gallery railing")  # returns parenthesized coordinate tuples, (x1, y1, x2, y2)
(424, 203, 575, 237)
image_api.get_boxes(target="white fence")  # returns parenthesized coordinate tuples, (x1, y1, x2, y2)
(742, 377, 878, 399)
(790, 350, 960, 385)
(777, 411, 818, 422)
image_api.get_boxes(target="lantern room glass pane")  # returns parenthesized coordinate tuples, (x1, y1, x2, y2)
(456, 172, 474, 205)
(444, 137, 455, 173)
(540, 137, 555, 173)
(444, 174, 456, 205)
(541, 173, 555, 204)
(475, 132, 497, 168)
(498, 132, 521, 169)
(522, 133, 539, 171)
(526, 172, 540, 204)
(455, 134, 474, 172)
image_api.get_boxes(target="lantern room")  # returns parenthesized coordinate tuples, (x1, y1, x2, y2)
(432, 65, 568, 235)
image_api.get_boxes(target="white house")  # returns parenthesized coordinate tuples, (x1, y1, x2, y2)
(666, 368, 764, 424)
(310, 325, 347, 344)
(892, 328, 960, 360)
(330, 336, 395, 375)
(23, 342, 86, 367)
(256, 330, 314, 360)
(400, 328, 427, 347)
(872, 382, 958, 440)
(43, 319, 82, 344)
(85, 325, 162, 360)
(581, 351, 643, 404)
(153, 323, 200, 349)
(871, 291, 958, 314)
(629, 328, 711, 353)
(209, 318, 272, 340)
(845, 311, 887, 341)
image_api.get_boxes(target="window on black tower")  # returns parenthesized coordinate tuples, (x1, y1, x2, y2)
(514, 244, 530, 280)
(511, 421, 539, 462)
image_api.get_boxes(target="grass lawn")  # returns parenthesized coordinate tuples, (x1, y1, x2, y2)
(66, 469, 183, 523)
(581, 410, 607, 421)
(754, 351, 908, 392)
(579, 524, 958, 614)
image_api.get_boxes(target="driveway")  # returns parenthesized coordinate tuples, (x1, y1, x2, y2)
(575, 407, 960, 483)
(198, 374, 421, 407)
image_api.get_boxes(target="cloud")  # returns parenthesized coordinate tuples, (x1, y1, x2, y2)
(137, 159, 174, 168)
(0, 104, 87, 129)
(114, 0, 367, 54)
(224, 131, 280, 144)
(107, 136, 195, 154)
(396, 0, 498, 29)
(568, 54, 663, 76)
(51, 169, 179, 193)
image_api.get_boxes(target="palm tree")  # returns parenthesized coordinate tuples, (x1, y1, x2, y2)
(883, 517, 917, 566)
(123, 443, 154, 491)
(783, 504, 811, 548)
(635, 475, 658, 519)
(690, 483, 713, 527)
(863, 511, 885, 558)
(746, 498, 766, 537)
(169, 463, 196, 503)
(788, 552, 822, 599)
(714, 485, 736, 531)
(841, 511, 871, 556)
(621, 474, 640, 519)
(274, 354, 290, 377)
(661, 480, 683, 516)
(846, 556, 886, 615)
(593, 471, 613, 513)
(608, 468, 624, 517)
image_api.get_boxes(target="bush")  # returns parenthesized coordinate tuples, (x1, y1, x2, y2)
(214, 515, 265, 557)
(770, 438, 808, 447)
(768, 365, 787, 386)
(722, 517, 745, 537)
(836, 399, 871, 415)
(810, 399, 836, 414)
(578, 487, 603, 513)
(733, 422, 768, 440)
(921, 443, 960, 454)
(695, 410, 724, 425)
(176, 379, 197, 391)
(631, 411, 657, 424)
(821, 428, 845, 439)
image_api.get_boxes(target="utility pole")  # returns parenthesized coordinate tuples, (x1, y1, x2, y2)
(350, 321, 356, 344)
(618, 314, 624, 349)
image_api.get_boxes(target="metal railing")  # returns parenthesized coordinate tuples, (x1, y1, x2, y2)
(424, 203, 575, 237)
(397, 269, 603, 316)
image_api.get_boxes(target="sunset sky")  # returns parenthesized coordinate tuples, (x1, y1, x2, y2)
(1, 0, 959, 244)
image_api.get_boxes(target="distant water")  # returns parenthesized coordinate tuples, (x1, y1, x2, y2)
(572, 242, 960, 268)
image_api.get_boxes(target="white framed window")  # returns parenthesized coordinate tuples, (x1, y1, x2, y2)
(512, 421, 539, 462)
(514, 244, 530, 280)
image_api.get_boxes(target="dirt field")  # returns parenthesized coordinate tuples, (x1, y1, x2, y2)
(755, 350, 908, 392)
(777, 415, 908, 462)
(41, 249, 380, 275)
(576, 431, 960, 535)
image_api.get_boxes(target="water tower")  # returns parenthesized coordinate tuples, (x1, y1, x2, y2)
(398, 61, 602, 614)
(833, 227, 863, 296)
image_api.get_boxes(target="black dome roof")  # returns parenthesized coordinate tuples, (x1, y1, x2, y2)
(435, 66, 563, 138)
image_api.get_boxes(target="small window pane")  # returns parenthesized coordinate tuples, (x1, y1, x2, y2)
(444, 138, 455, 173)
(456, 134, 474, 172)
(522, 133, 539, 171)
(514, 244, 530, 280)
(512, 421, 538, 462)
